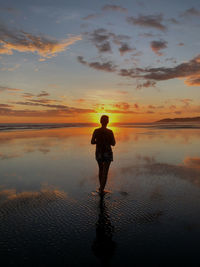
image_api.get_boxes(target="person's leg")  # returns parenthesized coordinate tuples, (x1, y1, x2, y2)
(97, 161, 103, 190)
(100, 161, 111, 192)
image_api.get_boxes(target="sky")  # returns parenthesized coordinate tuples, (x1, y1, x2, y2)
(0, 0, 200, 123)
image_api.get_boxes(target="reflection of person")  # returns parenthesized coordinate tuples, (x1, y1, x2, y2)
(92, 195, 116, 265)
(91, 115, 116, 194)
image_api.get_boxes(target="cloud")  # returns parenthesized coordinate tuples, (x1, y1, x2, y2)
(102, 5, 127, 13)
(37, 90, 50, 97)
(150, 40, 167, 56)
(0, 23, 81, 58)
(113, 102, 130, 110)
(82, 13, 101, 20)
(74, 98, 85, 103)
(77, 56, 116, 72)
(119, 43, 135, 55)
(134, 103, 139, 109)
(127, 14, 167, 31)
(0, 86, 21, 92)
(181, 7, 200, 17)
(185, 76, 200, 86)
(22, 93, 35, 98)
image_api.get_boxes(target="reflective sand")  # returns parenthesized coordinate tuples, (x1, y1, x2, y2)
(0, 126, 200, 266)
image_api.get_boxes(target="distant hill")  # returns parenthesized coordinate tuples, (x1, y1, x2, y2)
(156, 117, 200, 123)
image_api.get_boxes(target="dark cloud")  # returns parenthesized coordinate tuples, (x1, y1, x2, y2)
(181, 7, 200, 17)
(136, 80, 156, 89)
(85, 28, 131, 54)
(102, 5, 127, 13)
(13, 101, 68, 109)
(119, 43, 135, 55)
(0, 105, 94, 117)
(105, 109, 138, 114)
(96, 41, 112, 53)
(150, 40, 167, 56)
(168, 18, 179, 24)
(0, 103, 12, 108)
(119, 54, 200, 86)
(139, 32, 161, 38)
(185, 76, 200, 86)
(165, 57, 177, 64)
(0, 23, 81, 58)
(127, 14, 167, 31)
(77, 56, 116, 72)
(37, 91, 50, 97)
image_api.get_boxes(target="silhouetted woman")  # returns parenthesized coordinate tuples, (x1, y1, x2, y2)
(91, 115, 116, 194)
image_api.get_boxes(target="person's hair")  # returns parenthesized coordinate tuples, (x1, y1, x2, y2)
(100, 115, 109, 125)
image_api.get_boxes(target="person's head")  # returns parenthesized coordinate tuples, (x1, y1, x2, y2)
(100, 115, 109, 127)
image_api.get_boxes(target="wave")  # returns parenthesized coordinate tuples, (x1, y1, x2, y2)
(0, 123, 96, 132)
(0, 122, 200, 132)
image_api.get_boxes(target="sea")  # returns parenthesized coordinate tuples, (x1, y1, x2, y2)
(0, 122, 200, 266)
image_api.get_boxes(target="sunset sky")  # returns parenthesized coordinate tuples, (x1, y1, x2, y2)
(0, 0, 200, 123)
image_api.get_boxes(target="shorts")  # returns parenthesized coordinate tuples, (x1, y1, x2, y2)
(96, 151, 113, 162)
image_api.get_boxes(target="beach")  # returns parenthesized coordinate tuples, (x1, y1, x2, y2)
(0, 124, 200, 266)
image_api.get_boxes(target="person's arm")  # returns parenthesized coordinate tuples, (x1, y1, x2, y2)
(91, 129, 97, 144)
(110, 131, 116, 146)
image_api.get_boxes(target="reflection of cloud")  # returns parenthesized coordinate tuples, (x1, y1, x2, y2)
(0, 23, 81, 58)
(127, 14, 167, 31)
(120, 155, 200, 188)
(0, 188, 68, 214)
(184, 157, 200, 169)
(0, 152, 20, 160)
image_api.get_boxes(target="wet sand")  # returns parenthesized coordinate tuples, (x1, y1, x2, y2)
(0, 126, 200, 266)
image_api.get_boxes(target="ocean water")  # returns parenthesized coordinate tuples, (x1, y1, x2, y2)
(0, 125, 200, 266)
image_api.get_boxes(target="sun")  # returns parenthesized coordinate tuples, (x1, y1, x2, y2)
(91, 111, 119, 125)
